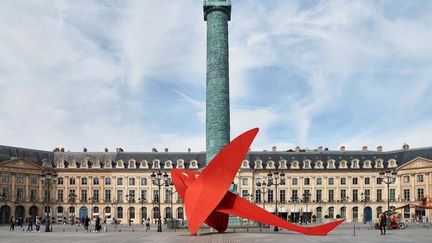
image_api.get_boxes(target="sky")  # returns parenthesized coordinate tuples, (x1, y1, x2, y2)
(1, 0, 432, 153)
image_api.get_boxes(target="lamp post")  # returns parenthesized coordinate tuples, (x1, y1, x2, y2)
(302, 191, 311, 225)
(378, 169, 397, 229)
(165, 180, 177, 231)
(88, 197, 95, 220)
(41, 161, 57, 232)
(111, 199, 118, 228)
(256, 180, 268, 231)
(266, 170, 285, 231)
(360, 191, 369, 224)
(68, 192, 77, 225)
(151, 170, 169, 232)
(126, 193, 134, 226)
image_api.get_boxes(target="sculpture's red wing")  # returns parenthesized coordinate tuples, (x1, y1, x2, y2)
(216, 192, 345, 235)
(184, 128, 259, 235)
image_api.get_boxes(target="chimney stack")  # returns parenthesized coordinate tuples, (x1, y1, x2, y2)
(152, 148, 158, 152)
(318, 146, 323, 152)
(83, 147, 87, 152)
(188, 148, 191, 153)
(362, 146, 368, 152)
(165, 148, 168, 152)
(60, 148, 65, 152)
(104, 148, 108, 152)
(295, 146, 300, 152)
(340, 146, 346, 152)
(272, 146, 277, 152)
(402, 143, 409, 150)
(377, 146, 383, 152)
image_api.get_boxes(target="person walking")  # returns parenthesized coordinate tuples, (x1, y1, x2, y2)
(27, 217, 34, 232)
(145, 218, 150, 231)
(35, 216, 41, 232)
(95, 216, 101, 232)
(379, 213, 387, 235)
(9, 216, 15, 231)
(84, 216, 90, 231)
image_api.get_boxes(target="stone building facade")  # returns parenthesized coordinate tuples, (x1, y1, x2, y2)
(1, 144, 432, 225)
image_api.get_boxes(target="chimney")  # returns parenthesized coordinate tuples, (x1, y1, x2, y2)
(116, 147, 124, 152)
(377, 146, 383, 152)
(272, 146, 277, 152)
(60, 148, 65, 152)
(188, 148, 191, 153)
(318, 146, 323, 152)
(340, 146, 346, 152)
(104, 148, 108, 152)
(83, 147, 87, 152)
(165, 148, 169, 152)
(152, 148, 158, 152)
(295, 146, 300, 152)
(362, 146, 368, 152)
(53, 147, 60, 152)
(402, 143, 409, 150)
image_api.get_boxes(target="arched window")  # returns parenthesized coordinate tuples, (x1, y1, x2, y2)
(165, 207, 172, 219)
(352, 207, 359, 222)
(328, 207, 334, 218)
(129, 207, 135, 219)
(177, 207, 184, 219)
(117, 207, 123, 219)
(340, 207, 346, 218)
(153, 207, 160, 219)
(141, 207, 147, 222)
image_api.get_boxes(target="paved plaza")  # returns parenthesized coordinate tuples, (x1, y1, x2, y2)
(0, 223, 431, 243)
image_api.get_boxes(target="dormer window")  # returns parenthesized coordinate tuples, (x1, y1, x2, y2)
(351, 159, 359, 169)
(303, 160, 311, 169)
(69, 160, 77, 168)
(266, 160, 275, 169)
(241, 160, 250, 169)
(164, 160, 173, 169)
(254, 159, 263, 169)
(291, 160, 299, 169)
(139, 160, 148, 169)
(128, 160, 136, 168)
(363, 160, 372, 169)
(189, 160, 198, 169)
(104, 160, 112, 168)
(176, 159, 185, 169)
(57, 160, 65, 168)
(152, 160, 160, 169)
(339, 160, 348, 169)
(279, 159, 287, 169)
(327, 160, 335, 169)
(388, 159, 397, 168)
(315, 160, 324, 169)
(81, 160, 88, 168)
(116, 160, 124, 168)
(92, 160, 101, 169)
(375, 159, 383, 168)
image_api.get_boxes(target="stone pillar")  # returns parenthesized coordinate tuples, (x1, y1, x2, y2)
(204, 0, 231, 163)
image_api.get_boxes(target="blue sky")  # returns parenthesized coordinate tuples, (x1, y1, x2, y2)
(1, 0, 432, 153)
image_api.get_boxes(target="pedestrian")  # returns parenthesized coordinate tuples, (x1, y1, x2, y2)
(18, 217, 23, 227)
(84, 216, 90, 231)
(145, 218, 150, 231)
(379, 213, 387, 235)
(95, 216, 101, 232)
(35, 216, 41, 232)
(27, 217, 34, 232)
(114, 217, 118, 228)
(9, 216, 14, 231)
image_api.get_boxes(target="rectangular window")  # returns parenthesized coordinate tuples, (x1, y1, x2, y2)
(303, 189, 311, 203)
(117, 190, 123, 203)
(417, 188, 424, 200)
(328, 178, 334, 185)
(291, 190, 298, 202)
(153, 190, 159, 203)
(242, 190, 248, 198)
(268, 190, 274, 203)
(1, 188, 9, 199)
(117, 178, 123, 185)
(403, 176, 410, 183)
(404, 206, 410, 219)
(105, 190, 111, 202)
(57, 189, 64, 202)
(390, 189, 396, 202)
(377, 189, 382, 202)
(141, 190, 147, 202)
(81, 190, 88, 202)
(340, 189, 347, 201)
(417, 175, 424, 183)
(31, 176, 38, 184)
(129, 177, 135, 186)
(1, 174, 9, 183)
(352, 189, 358, 202)
(93, 177, 99, 185)
(105, 177, 111, 185)
(404, 189, 410, 201)
(377, 177, 382, 185)
(16, 175, 24, 183)
(280, 178, 286, 185)
(340, 177, 346, 185)
(57, 177, 64, 185)
(365, 177, 370, 185)
(304, 178, 310, 185)
(128, 190, 135, 202)
(352, 178, 358, 185)
(81, 178, 88, 185)
(140, 177, 147, 186)
(316, 189, 322, 202)
(292, 178, 298, 186)
(16, 188, 24, 201)
(255, 189, 262, 203)
(69, 177, 76, 185)
(316, 178, 322, 185)
(30, 189, 38, 202)
(241, 178, 248, 186)
(280, 190, 286, 203)
(328, 189, 334, 202)
(93, 189, 99, 201)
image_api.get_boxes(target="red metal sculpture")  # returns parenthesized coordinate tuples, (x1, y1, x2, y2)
(172, 128, 345, 235)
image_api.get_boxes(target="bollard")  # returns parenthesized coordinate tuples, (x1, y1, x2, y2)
(353, 224, 356, 236)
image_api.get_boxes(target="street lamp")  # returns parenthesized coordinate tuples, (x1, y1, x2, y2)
(302, 191, 311, 225)
(378, 169, 397, 229)
(360, 191, 369, 224)
(126, 193, 134, 226)
(111, 199, 118, 228)
(165, 180, 177, 231)
(151, 170, 169, 232)
(68, 192, 77, 225)
(256, 180, 268, 231)
(266, 170, 285, 231)
(41, 160, 57, 232)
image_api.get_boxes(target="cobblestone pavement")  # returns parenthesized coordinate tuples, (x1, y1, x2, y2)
(0, 223, 431, 243)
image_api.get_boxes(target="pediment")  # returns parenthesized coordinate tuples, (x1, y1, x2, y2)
(398, 157, 432, 171)
(0, 158, 42, 171)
